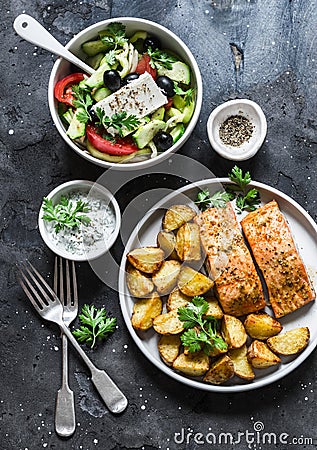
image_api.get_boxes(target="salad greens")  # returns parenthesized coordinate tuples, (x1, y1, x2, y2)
(55, 22, 195, 163)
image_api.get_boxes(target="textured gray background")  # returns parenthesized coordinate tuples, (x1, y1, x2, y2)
(1, 0, 317, 449)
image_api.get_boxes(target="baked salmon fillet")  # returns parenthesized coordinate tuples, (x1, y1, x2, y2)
(195, 203, 266, 316)
(241, 200, 315, 318)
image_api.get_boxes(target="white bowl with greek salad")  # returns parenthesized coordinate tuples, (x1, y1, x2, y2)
(48, 17, 202, 170)
(38, 180, 121, 261)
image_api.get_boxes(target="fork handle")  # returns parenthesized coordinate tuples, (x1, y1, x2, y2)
(61, 324, 128, 414)
(55, 334, 76, 437)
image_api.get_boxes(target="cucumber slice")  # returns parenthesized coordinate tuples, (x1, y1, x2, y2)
(129, 31, 147, 43)
(82, 40, 111, 56)
(84, 61, 111, 89)
(66, 108, 86, 139)
(173, 94, 185, 111)
(62, 108, 74, 125)
(151, 106, 165, 121)
(133, 120, 166, 149)
(86, 53, 104, 70)
(157, 61, 191, 84)
(92, 87, 112, 102)
(170, 123, 185, 143)
(182, 101, 195, 124)
(165, 107, 183, 121)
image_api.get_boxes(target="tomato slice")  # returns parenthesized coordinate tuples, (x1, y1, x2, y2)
(164, 98, 173, 110)
(86, 125, 138, 156)
(54, 73, 85, 106)
(135, 54, 157, 79)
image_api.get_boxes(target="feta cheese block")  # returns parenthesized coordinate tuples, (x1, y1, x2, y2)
(92, 72, 168, 119)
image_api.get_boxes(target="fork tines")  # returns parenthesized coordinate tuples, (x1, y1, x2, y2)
(17, 260, 59, 311)
(54, 257, 78, 307)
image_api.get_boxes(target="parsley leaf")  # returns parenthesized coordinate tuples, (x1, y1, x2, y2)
(147, 47, 178, 70)
(235, 188, 260, 213)
(104, 49, 116, 66)
(42, 196, 91, 233)
(227, 166, 261, 213)
(72, 304, 117, 349)
(100, 22, 128, 49)
(228, 165, 252, 190)
(178, 296, 227, 356)
(95, 108, 140, 136)
(174, 83, 195, 106)
(195, 189, 234, 211)
(72, 85, 93, 124)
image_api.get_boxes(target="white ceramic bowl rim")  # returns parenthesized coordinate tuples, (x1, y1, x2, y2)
(38, 180, 121, 261)
(48, 17, 203, 171)
(207, 99, 267, 161)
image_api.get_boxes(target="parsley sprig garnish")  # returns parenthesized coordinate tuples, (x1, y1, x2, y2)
(227, 166, 261, 213)
(195, 190, 234, 211)
(178, 297, 227, 355)
(72, 84, 93, 124)
(73, 304, 117, 349)
(174, 83, 195, 106)
(42, 196, 91, 233)
(95, 108, 140, 136)
(195, 166, 261, 213)
(100, 22, 128, 50)
(147, 47, 178, 70)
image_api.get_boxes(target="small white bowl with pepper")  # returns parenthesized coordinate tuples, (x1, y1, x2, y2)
(207, 99, 267, 160)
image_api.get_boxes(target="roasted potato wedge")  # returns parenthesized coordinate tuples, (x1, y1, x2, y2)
(204, 297, 223, 320)
(166, 289, 191, 311)
(178, 266, 213, 297)
(157, 231, 178, 260)
(126, 266, 154, 298)
(163, 205, 196, 232)
(153, 309, 184, 335)
(229, 345, 255, 380)
(158, 335, 181, 365)
(244, 313, 283, 340)
(127, 247, 164, 274)
(203, 355, 234, 385)
(173, 351, 210, 376)
(152, 260, 181, 295)
(267, 327, 310, 355)
(247, 340, 281, 368)
(221, 315, 247, 349)
(131, 292, 163, 331)
(175, 222, 201, 262)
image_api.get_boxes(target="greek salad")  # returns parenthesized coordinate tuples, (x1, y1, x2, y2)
(55, 22, 196, 163)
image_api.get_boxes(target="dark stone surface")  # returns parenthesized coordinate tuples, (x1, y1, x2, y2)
(1, 0, 317, 449)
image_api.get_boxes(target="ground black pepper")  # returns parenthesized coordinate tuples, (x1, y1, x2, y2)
(219, 114, 254, 147)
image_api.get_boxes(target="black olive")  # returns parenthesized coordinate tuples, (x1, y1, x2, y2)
(153, 131, 173, 151)
(88, 106, 98, 122)
(103, 70, 121, 91)
(121, 72, 140, 86)
(156, 76, 175, 97)
(144, 36, 161, 51)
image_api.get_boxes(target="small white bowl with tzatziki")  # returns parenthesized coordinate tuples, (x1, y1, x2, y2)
(38, 180, 120, 261)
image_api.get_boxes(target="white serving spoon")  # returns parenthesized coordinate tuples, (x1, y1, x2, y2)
(13, 14, 95, 75)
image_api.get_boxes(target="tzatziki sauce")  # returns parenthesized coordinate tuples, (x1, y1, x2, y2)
(47, 191, 116, 256)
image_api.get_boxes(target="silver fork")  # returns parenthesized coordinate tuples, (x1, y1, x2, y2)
(54, 257, 77, 437)
(18, 261, 128, 414)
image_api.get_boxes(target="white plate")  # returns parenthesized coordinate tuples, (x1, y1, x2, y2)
(118, 179, 317, 392)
